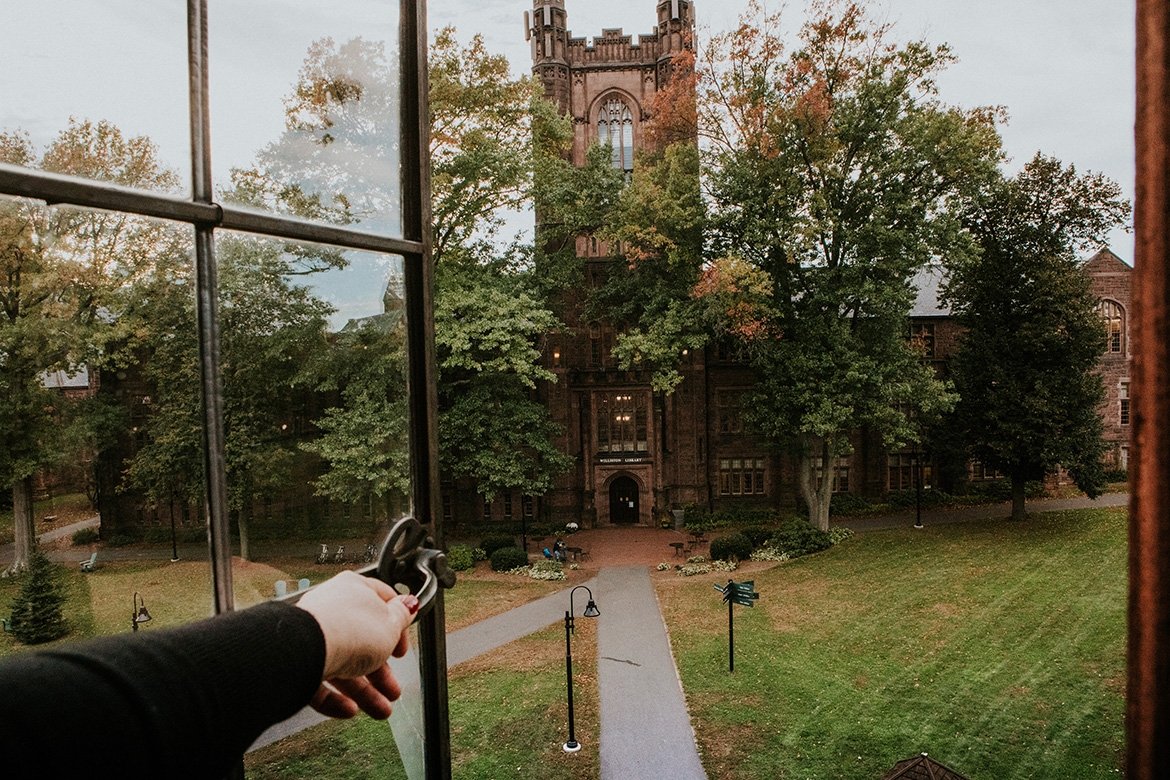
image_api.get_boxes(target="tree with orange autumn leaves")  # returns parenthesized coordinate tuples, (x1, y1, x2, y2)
(597, 0, 1003, 530)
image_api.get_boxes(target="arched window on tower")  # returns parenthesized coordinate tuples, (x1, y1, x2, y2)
(1098, 299, 1125, 354)
(598, 97, 634, 173)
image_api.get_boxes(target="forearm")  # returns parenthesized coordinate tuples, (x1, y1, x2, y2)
(0, 601, 325, 779)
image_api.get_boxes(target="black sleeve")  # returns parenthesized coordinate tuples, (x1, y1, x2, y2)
(0, 601, 326, 779)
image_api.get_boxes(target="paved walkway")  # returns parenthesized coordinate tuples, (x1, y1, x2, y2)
(595, 566, 706, 779)
(252, 568, 708, 777)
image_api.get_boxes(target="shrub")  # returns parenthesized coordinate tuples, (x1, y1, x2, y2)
(446, 544, 475, 572)
(480, 534, 517, 558)
(471, 547, 487, 562)
(527, 560, 566, 581)
(1103, 468, 1128, 483)
(71, 528, 100, 545)
(740, 525, 777, 548)
(677, 561, 712, 576)
(105, 531, 142, 547)
(8, 550, 69, 644)
(750, 546, 790, 562)
(768, 519, 832, 558)
(829, 492, 873, 516)
(885, 488, 954, 509)
(712, 507, 776, 528)
(710, 532, 752, 562)
(489, 546, 528, 572)
(827, 526, 855, 545)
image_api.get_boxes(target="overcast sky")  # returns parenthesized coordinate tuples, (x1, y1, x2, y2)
(1, 1, 1136, 265)
(452, 0, 1136, 264)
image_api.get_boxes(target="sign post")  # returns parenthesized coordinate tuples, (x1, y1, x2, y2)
(714, 579, 760, 672)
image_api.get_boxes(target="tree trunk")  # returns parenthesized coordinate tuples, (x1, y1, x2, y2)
(798, 444, 833, 532)
(238, 503, 251, 562)
(7, 476, 36, 575)
(1010, 473, 1027, 521)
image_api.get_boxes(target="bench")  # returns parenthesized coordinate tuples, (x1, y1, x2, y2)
(79, 551, 98, 572)
(670, 542, 685, 557)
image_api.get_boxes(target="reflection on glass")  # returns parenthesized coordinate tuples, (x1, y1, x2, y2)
(212, 2, 403, 237)
(0, 2, 190, 192)
(204, 233, 408, 603)
(0, 197, 213, 619)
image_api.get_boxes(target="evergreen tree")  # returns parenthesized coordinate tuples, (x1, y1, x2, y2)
(8, 549, 69, 645)
(946, 153, 1130, 520)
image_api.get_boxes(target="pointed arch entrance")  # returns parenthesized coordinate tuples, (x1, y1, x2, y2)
(609, 475, 640, 524)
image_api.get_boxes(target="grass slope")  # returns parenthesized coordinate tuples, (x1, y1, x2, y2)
(657, 508, 1127, 779)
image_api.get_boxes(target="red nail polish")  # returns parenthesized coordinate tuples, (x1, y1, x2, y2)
(403, 595, 420, 614)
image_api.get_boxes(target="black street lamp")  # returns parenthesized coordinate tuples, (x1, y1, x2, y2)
(169, 511, 180, 562)
(131, 591, 153, 632)
(913, 450, 924, 529)
(563, 585, 600, 753)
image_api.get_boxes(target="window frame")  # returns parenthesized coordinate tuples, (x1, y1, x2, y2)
(718, 456, 766, 496)
(1099, 298, 1126, 354)
(597, 95, 635, 173)
(0, 3, 450, 775)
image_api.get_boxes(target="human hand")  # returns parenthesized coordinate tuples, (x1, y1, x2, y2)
(295, 570, 418, 719)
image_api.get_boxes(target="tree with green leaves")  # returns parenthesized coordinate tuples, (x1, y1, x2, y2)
(944, 153, 1130, 520)
(435, 262, 572, 500)
(0, 120, 180, 573)
(232, 30, 579, 519)
(690, 0, 1002, 530)
(298, 292, 410, 516)
(124, 236, 332, 559)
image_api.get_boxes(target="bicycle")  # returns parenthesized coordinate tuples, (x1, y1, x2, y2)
(315, 544, 330, 564)
(360, 543, 376, 564)
(332, 544, 347, 564)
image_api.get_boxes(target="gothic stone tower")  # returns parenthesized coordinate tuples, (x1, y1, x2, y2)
(527, 1, 701, 528)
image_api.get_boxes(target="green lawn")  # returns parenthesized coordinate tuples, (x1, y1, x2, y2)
(2, 508, 1126, 778)
(245, 621, 601, 780)
(656, 508, 1127, 779)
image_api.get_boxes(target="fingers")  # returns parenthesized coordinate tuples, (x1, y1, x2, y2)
(296, 572, 417, 680)
(309, 683, 358, 719)
(316, 665, 402, 720)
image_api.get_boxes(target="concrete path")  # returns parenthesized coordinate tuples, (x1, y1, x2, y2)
(595, 566, 706, 780)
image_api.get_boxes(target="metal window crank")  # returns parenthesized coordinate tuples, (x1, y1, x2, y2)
(279, 515, 456, 622)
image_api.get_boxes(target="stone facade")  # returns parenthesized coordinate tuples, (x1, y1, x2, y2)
(1085, 248, 1134, 470)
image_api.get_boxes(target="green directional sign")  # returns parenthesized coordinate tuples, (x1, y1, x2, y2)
(720, 580, 760, 607)
(717, 580, 761, 673)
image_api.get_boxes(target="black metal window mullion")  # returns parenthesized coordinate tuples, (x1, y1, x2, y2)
(0, 0, 448, 776)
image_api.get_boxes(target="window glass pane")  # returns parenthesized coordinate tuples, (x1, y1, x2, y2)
(0, 198, 219, 621)
(219, 233, 414, 771)
(1, 3, 191, 193)
(211, 2, 402, 237)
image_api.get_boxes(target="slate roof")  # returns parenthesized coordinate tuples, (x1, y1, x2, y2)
(880, 752, 970, 780)
(40, 367, 90, 389)
(910, 265, 949, 317)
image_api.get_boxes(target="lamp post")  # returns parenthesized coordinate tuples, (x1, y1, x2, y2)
(131, 591, 153, 632)
(169, 510, 180, 562)
(563, 584, 600, 753)
(913, 450, 924, 529)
